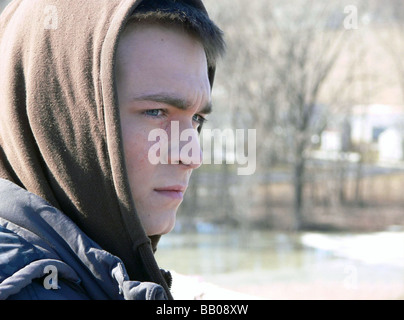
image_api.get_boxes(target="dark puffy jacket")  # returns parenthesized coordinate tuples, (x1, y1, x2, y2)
(0, 179, 168, 300)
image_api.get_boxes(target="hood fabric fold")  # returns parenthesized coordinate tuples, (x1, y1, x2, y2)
(0, 0, 216, 299)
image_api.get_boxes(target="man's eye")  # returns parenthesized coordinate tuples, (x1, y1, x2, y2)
(145, 109, 164, 117)
(193, 114, 207, 126)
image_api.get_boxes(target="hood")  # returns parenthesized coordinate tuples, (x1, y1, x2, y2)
(0, 0, 216, 299)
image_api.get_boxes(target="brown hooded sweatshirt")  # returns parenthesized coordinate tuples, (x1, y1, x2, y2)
(0, 0, 217, 300)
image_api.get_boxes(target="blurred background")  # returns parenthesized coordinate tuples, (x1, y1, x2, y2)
(1, 0, 404, 299)
(162, 0, 404, 300)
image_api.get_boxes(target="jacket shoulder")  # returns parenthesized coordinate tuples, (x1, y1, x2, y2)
(0, 179, 168, 300)
(0, 179, 90, 299)
(0, 224, 88, 299)
(0, 225, 46, 283)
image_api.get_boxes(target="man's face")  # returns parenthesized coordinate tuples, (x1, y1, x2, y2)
(116, 23, 211, 236)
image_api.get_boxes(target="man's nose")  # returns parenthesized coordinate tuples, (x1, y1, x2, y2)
(168, 121, 202, 169)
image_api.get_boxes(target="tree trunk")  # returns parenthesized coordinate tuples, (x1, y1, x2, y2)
(293, 155, 306, 230)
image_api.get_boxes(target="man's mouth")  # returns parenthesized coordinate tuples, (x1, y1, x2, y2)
(154, 185, 187, 200)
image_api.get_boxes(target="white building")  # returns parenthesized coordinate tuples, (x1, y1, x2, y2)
(321, 130, 342, 151)
(320, 104, 404, 163)
(350, 104, 404, 145)
(378, 129, 403, 162)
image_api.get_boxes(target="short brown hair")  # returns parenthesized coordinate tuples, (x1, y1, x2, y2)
(127, 0, 225, 72)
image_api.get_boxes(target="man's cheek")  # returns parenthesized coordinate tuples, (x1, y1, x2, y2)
(123, 130, 152, 171)
(133, 139, 157, 171)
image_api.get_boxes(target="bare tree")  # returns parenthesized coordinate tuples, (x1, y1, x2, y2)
(261, 1, 350, 229)
(377, 0, 404, 102)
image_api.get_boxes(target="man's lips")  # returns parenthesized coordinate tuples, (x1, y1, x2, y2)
(154, 185, 187, 200)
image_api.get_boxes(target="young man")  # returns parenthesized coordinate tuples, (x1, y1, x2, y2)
(0, 0, 224, 300)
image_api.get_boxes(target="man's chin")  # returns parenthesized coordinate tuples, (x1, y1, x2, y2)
(144, 212, 177, 236)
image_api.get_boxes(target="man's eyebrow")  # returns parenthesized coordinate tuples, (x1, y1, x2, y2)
(132, 93, 212, 114)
